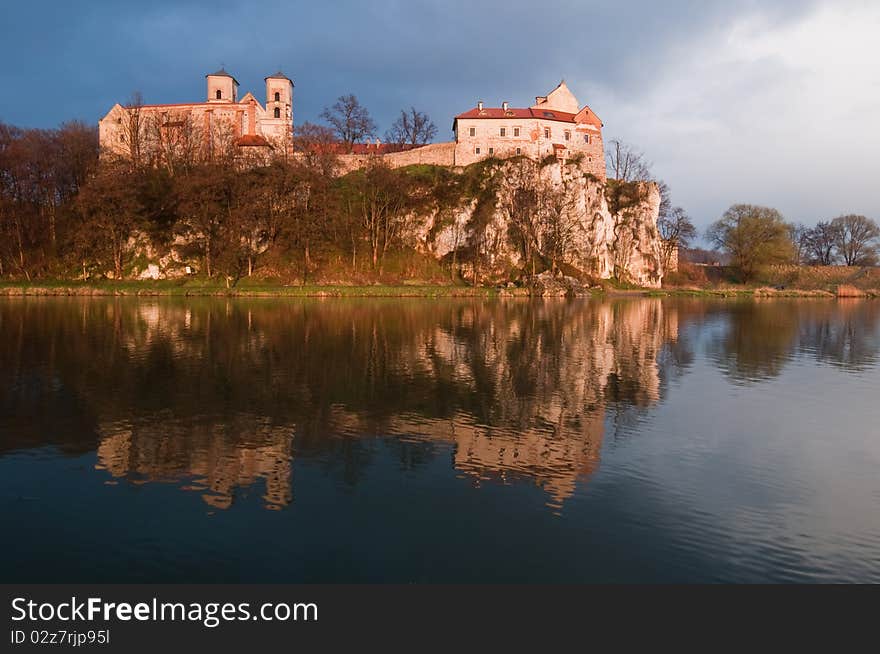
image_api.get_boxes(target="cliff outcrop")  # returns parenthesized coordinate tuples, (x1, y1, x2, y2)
(416, 157, 664, 288)
(122, 157, 665, 289)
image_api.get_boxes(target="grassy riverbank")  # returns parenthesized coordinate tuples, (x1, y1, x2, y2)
(0, 279, 501, 298)
(652, 287, 879, 298)
(1, 273, 877, 299)
(659, 264, 880, 298)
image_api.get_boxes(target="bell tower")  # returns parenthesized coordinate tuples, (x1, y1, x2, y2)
(264, 71, 293, 123)
(206, 68, 239, 103)
(263, 71, 294, 147)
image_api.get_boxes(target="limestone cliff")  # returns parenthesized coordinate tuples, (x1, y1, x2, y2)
(418, 158, 665, 288)
(124, 157, 665, 288)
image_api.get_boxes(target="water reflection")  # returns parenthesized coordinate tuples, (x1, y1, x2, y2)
(709, 299, 880, 383)
(1, 297, 878, 514)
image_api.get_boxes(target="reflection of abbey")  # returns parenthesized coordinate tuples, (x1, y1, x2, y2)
(99, 69, 604, 177)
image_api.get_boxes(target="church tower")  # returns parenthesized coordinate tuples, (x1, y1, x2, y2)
(206, 68, 239, 103)
(262, 71, 294, 147)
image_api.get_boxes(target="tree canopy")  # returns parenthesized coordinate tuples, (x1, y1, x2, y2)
(706, 204, 795, 280)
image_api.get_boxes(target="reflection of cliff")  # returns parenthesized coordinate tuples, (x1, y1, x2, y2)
(407, 300, 678, 506)
(11, 297, 873, 511)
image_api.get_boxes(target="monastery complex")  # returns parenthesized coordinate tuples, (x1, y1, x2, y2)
(99, 69, 605, 179)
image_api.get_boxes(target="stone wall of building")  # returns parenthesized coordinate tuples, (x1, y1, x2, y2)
(335, 141, 456, 173)
(98, 70, 293, 163)
(452, 116, 604, 177)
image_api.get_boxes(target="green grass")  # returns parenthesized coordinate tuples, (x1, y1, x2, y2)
(0, 278, 499, 298)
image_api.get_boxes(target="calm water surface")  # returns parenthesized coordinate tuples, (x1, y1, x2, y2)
(1, 297, 878, 582)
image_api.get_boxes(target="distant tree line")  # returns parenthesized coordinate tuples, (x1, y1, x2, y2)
(706, 208, 879, 281)
(606, 139, 879, 281)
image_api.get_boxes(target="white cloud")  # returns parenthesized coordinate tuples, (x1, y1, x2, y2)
(592, 2, 880, 229)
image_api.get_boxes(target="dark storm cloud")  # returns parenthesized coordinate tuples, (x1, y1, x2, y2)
(1, 0, 875, 227)
(0, 0, 818, 129)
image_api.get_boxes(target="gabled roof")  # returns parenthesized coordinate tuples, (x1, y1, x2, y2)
(454, 81, 603, 128)
(238, 92, 264, 110)
(532, 80, 580, 113)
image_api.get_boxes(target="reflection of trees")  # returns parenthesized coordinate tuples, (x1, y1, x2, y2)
(709, 300, 880, 383)
(797, 300, 880, 371)
(7, 296, 826, 510)
(710, 301, 802, 383)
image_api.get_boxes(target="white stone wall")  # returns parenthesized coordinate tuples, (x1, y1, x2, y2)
(453, 117, 604, 178)
(99, 99, 291, 160)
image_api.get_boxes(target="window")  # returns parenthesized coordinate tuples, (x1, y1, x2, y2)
(584, 134, 590, 144)
(274, 107, 281, 118)
(216, 89, 222, 100)
(513, 127, 520, 137)
(544, 127, 551, 139)
(274, 91, 280, 101)
(500, 127, 506, 137)
(475, 146, 481, 154)
(488, 147, 494, 155)
(469, 127, 476, 137)
(564, 131, 571, 141)
(516, 147, 521, 155)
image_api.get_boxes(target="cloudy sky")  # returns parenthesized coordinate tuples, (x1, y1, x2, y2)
(1, 0, 877, 231)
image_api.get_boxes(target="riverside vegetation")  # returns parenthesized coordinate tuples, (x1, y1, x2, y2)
(1, 114, 877, 297)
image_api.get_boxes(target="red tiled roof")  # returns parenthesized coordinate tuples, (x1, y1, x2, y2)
(454, 107, 578, 123)
(235, 134, 271, 147)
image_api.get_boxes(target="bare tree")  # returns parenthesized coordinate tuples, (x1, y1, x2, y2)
(499, 159, 542, 277)
(658, 206, 696, 272)
(76, 161, 141, 279)
(293, 122, 340, 177)
(147, 110, 204, 176)
(320, 94, 376, 153)
(384, 108, 437, 149)
(121, 92, 147, 167)
(537, 176, 580, 274)
(606, 139, 652, 182)
(800, 221, 840, 265)
(177, 164, 237, 278)
(352, 161, 415, 273)
(831, 214, 879, 266)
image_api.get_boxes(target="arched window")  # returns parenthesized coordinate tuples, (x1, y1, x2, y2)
(274, 107, 281, 118)
(216, 89, 222, 100)
(274, 92, 280, 101)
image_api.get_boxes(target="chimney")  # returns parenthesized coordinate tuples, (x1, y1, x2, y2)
(502, 101, 509, 112)
(477, 100, 483, 111)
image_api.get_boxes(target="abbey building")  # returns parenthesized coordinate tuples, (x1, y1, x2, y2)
(98, 71, 604, 179)
(98, 69, 293, 162)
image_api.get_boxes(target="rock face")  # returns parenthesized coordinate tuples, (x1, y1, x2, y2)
(118, 158, 665, 288)
(420, 158, 665, 288)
